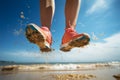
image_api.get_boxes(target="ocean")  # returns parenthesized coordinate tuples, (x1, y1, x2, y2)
(0, 61, 118, 66)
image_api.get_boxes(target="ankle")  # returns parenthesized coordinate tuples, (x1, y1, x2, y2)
(41, 26, 50, 31)
(65, 22, 76, 29)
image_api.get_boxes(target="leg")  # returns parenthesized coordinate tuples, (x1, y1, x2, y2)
(61, 0, 90, 52)
(25, 0, 55, 52)
(40, 0, 55, 30)
(65, 0, 81, 29)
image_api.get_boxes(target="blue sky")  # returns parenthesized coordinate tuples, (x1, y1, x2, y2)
(0, 0, 120, 62)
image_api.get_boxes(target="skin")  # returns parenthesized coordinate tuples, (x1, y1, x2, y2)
(40, 0, 80, 29)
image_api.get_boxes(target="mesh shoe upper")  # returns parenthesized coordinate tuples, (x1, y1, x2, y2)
(40, 27, 52, 45)
(62, 28, 84, 44)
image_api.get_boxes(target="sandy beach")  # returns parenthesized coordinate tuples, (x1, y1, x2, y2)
(0, 62, 120, 80)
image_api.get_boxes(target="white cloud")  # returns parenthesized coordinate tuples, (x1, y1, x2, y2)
(10, 33, 120, 62)
(72, 32, 120, 61)
(86, 0, 108, 15)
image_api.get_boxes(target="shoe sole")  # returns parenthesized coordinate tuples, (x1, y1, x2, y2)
(60, 34, 90, 52)
(25, 24, 52, 52)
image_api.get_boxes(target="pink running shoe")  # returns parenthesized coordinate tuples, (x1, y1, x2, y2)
(25, 23, 52, 52)
(60, 28, 90, 52)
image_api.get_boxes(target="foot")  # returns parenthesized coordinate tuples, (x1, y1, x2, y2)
(60, 28, 90, 52)
(25, 23, 52, 52)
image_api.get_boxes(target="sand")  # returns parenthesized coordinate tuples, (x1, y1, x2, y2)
(0, 69, 119, 80)
(0, 62, 120, 80)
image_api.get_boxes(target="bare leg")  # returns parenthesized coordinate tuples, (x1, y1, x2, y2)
(40, 0, 55, 30)
(65, 0, 81, 29)
(61, 0, 90, 52)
